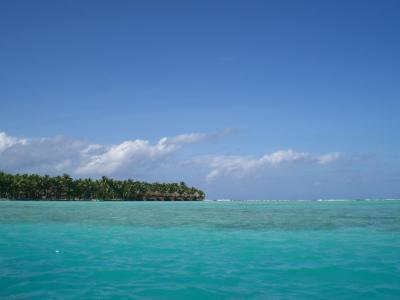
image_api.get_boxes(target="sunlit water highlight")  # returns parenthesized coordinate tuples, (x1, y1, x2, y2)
(1, 200, 400, 299)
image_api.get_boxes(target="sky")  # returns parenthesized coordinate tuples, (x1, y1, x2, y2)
(1, 0, 400, 199)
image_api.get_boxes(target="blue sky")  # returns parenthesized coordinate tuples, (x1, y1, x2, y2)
(1, 0, 399, 199)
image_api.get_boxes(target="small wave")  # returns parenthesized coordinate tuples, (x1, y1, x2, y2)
(205, 199, 400, 202)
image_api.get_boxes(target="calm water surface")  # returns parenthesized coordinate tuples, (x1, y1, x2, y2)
(1, 200, 400, 299)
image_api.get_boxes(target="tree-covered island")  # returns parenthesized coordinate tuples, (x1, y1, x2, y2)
(0, 171, 205, 201)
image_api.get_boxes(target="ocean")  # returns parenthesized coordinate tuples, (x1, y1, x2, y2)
(1, 200, 399, 299)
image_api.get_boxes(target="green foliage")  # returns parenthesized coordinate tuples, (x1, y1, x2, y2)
(0, 171, 205, 201)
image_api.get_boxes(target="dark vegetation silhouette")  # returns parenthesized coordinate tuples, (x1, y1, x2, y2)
(0, 171, 205, 201)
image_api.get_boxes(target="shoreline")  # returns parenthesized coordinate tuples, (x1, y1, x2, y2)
(0, 198, 203, 202)
(0, 172, 205, 201)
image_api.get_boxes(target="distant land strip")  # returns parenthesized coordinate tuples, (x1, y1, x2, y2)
(0, 171, 205, 201)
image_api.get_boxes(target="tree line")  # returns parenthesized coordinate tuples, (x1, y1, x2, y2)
(0, 171, 205, 201)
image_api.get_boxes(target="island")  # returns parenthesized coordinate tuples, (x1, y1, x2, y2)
(0, 171, 205, 201)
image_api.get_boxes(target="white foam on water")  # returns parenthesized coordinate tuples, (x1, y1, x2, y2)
(205, 198, 400, 202)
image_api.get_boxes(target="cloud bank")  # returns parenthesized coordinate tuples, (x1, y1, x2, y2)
(0, 131, 341, 180)
(196, 150, 342, 181)
(0, 132, 27, 153)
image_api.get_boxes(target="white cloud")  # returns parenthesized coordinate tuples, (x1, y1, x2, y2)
(0, 134, 89, 175)
(76, 129, 236, 176)
(317, 152, 342, 164)
(162, 133, 208, 145)
(260, 149, 310, 166)
(76, 138, 177, 175)
(0, 132, 27, 153)
(0, 130, 342, 181)
(196, 149, 342, 181)
(0, 130, 230, 177)
(161, 128, 234, 145)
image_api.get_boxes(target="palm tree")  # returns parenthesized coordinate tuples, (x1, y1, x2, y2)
(0, 171, 205, 201)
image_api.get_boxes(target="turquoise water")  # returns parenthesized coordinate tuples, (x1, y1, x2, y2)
(1, 201, 400, 299)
